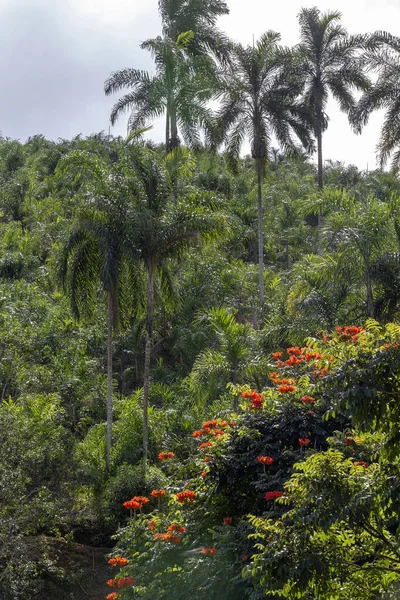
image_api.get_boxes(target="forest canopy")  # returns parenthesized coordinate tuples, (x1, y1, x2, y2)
(2, 2, 400, 599)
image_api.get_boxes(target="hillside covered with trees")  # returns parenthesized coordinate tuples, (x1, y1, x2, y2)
(2, 1, 400, 599)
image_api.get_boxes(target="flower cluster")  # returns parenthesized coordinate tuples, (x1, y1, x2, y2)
(301, 395, 315, 404)
(151, 489, 165, 498)
(168, 523, 186, 533)
(354, 461, 368, 467)
(265, 491, 283, 500)
(200, 547, 217, 555)
(176, 490, 196, 504)
(108, 556, 128, 567)
(298, 438, 311, 447)
(107, 576, 136, 588)
(123, 496, 149, 510)
(257, 456, 274, 465)
(154, 532, 181, 543)
(199, 441, 213, 450)
(159, 451, 175, 460)
(336, 325, 364, 343)
(240, 389, 263, 409)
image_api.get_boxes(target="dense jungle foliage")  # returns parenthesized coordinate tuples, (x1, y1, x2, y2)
(4, 1, 400, 599)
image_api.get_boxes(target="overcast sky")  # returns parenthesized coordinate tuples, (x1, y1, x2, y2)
(0, 0, 398, 168)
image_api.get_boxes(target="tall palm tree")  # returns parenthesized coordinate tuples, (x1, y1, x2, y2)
(352, 32, 400, 169)
(214, 32, 313, 319)
(296, 7, 370, 191)
(158, 0, 229, 61)
(105, 0, 229, 152)
(57, 151, 135, 469)
(124, 145, 223, 463)
(105, 34, 214, 153)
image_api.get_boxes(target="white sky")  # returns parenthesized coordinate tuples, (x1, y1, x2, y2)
(0, 0, 399, 169)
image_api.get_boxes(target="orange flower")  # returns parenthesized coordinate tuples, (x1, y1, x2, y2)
(151, 489, 165, 498)
(108, 556, 128, 567)
(122, 500, 141, 510)
(272, 352, 283, 360)
(106, 594, 118, 600)
(159, 451, 175, 460)
(201, 547, 217, 555)
(176, 490, 196, 504)
(277, 384, 295, 393)
(117, 576, 135, 588)
(192, 430, 203, 437)
(199, 441, 213, 450)
(301, 396, 315, 404)
(107, 579, 116, 587)
(149, 519, 156, 531)
(167, 523, 186, 533)
(287, 346, 301, 356)
(213, 428, 225, 437)
(257, 456, 274, 465)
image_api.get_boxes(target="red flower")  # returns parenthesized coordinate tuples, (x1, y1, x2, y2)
(277, 384, 295, 393)
(151, 489, 165, 498)
(257, 456, 274, 465)
(301, 396, 315, 404)
(108, 556, 128, 567)
(117, 576, 135, 588)
(272, 352, 283, 360)
(200, 547, 217, 556)
(265, 491, 283, 500)
(106, 593, 118, 600)
(199, 441, 213, 450)
(176, 490, 196, 504)
(159, 451, 175, 460)
(123, 496, 149, 510)
(192, 430, 203, 437)
(107, 579, 116, 587)
(223, 517, 233, 525)
(167, 523, 186, 533)
(149, 519, 156, 531)
(298, 438, 311, 447)
(242, 554, 249, 561)
(287, 346, 301, 356)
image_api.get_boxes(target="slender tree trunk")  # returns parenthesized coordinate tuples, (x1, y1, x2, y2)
(256, 156, 264, 323)
(285, 239, 290, 269)
(170, 106, 179, 152)
(366, 269, 374, 318)
(143, 266, 155, 468)
(106, 291, 113, 471)
(165, 110, 170, 155)
(316, 120, 324, 255)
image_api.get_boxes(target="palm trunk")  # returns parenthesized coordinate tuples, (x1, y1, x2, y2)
(170, 106, 179, 152)
(366, 269, 374, 318)
(316, 119, 324, 255)
(106, 291, 113, 471)
(165, 110, 170, 155)
(256, 156, 264, 323)
(143, 266, 155, 467)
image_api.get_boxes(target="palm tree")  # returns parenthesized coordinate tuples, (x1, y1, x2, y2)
(352, 32, 400, 169)
(158, 0, 229, 61)
(124, 145, 223, 463)
(105, 0, 229, 152)
(214, 32, 313, 319)
(57, 151, 135, 469)
(191, 307, 258, 411)
(105, 34, 214, 153)
(296, 7, 369, 191)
